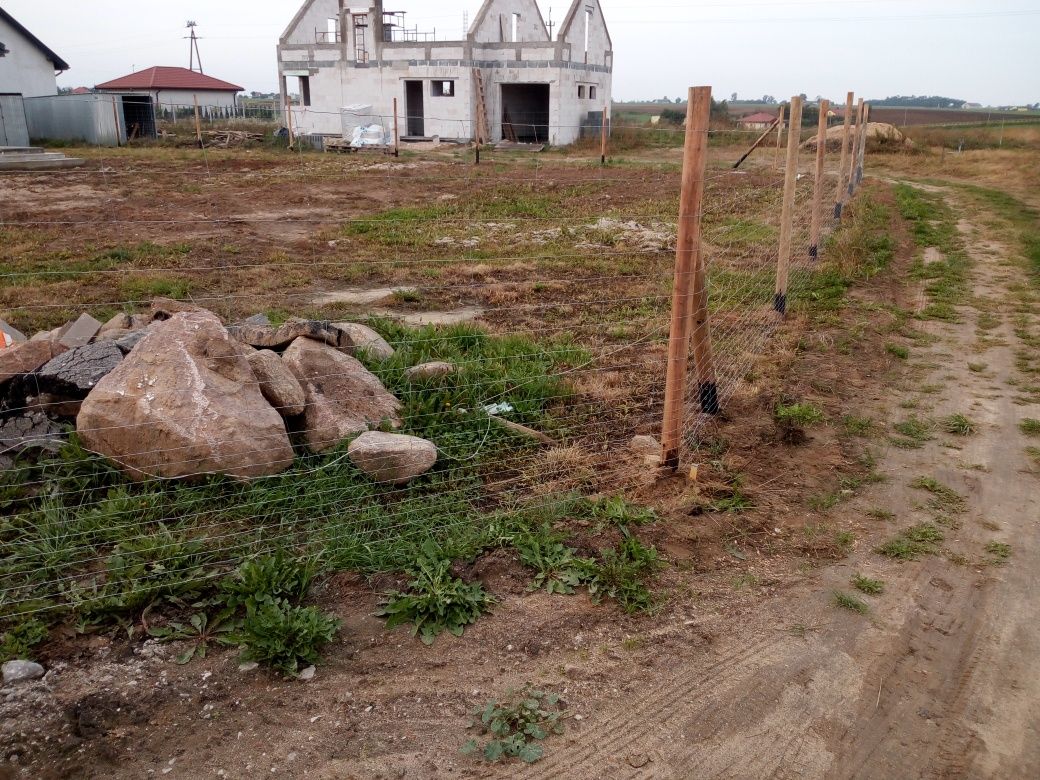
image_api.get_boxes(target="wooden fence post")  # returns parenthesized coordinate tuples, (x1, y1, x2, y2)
(392, 97, 400, 158)
(775, 95, 803, 316)
(600, 102, 609, 165)
(834, 91, 854, 219)
(809, 99, 830, 260)
(661, 86, 715, 471)
(774, 103, 786, 169)
(847, 98, 864, 197)
(856, 103, 870, 184)
(192, 95, 203, 148)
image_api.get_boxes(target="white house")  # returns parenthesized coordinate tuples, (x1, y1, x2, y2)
(0, 7, 69, 98)
(94, 66, 244, 115)
(276, 0, 613, 146)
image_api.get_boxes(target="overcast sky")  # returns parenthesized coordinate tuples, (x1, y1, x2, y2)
(4, 0, 1038, 104)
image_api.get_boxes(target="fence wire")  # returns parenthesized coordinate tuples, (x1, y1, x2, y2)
(0, 105, 868, 624)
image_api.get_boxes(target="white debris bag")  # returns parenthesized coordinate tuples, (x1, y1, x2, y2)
(350, 124, 389, 147)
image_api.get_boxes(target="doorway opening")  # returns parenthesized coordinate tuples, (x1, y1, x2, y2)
(501, 83, 549, 143)
(405, 80, 424, 137)
(121, 95, 156, 140)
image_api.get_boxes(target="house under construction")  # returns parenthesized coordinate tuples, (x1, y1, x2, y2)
(276, 0, 612, 146)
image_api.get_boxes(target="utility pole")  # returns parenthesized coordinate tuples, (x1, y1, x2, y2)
(186, 22, 203, 74)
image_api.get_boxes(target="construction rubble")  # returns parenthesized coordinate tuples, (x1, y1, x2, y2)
(0, 302, 445, 484)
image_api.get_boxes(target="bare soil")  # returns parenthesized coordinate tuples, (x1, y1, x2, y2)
(1, 148, 1037, 778)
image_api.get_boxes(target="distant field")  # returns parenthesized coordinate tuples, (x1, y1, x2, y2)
(615, 102, 1040, 128)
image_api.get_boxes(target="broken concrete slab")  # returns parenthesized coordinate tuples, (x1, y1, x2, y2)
(312, 287, 418, 307)
(0, 413, 66, 459)
(36, 341, 124, 399)
(58, 313, 103, 349)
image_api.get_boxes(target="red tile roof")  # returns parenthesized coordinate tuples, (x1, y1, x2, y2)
(95, 67, 243, 92)
(738, 112, 779, 124)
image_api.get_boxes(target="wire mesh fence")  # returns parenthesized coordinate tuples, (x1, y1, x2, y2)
(0, 88, 871, 638)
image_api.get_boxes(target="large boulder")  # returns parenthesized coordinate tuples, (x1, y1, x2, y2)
(226, 320, 342, 351)
(77, 311, 295, 481)
(0, 340, 66, 387)
(347, 431, 437, 484)
(282, 338, 401, 453)
(332, 322, 394, 360)
(246, 349, 306, 417)
(36, 341, 124, 399)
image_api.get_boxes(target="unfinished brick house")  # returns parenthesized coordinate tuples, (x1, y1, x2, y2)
(277, 0, 612, 146)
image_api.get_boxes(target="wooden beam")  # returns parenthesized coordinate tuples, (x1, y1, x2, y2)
(732, 117, 780, 169)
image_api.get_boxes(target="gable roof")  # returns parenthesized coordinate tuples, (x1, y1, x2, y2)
(469, 0, 550, 42)
(0, 7, 70, 71)
(95, 66, 243, 92)
(559, 0, 613, 50)
(738, 112, 778, 124)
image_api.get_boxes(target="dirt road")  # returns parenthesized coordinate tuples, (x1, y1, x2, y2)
(509, 186, 1040, 780)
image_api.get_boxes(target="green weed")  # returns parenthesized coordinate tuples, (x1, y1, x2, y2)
(941, 414, 976, 436)
(462, 686, 565, 764)
(1020, 418, 1040, 435)
(842, 415, 874, 436)
(513, 526, 591, 596)
(851, 574, 885, 595)
(886, 343, 910, 360)
(876, 523, 944, 561)
(237, 601, 340, 676)
(774, 403, 826, 427)
(985, 541, 1012, 563)
(379, 545, 496, 645)
(579, 530, 661, 613)
(833, 591, 869, 614)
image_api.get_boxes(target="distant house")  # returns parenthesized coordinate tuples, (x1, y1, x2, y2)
(963, 103, 983, 110)
(737, 111, 777, 130)
(94, 66, 244, 115)
(70, 86, 91, 95)
(0, 7, 69, 97)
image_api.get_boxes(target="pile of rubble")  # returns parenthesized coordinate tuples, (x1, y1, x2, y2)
(0, 300, 449, 485)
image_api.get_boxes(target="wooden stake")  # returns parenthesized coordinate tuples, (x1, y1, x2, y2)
(661, 86, 714, 471)
(809, 99, 830, 260)
(111, 97, 122, 147)
(834, 91, 854, 219)
(192, 95, 203, 149)
(847, 98, 864, 197)
(600, 103, 609, 165)
(856, 103, 870, 184)
(775, 95, 803, 317)
(733, 117, 780, 169)
(774, 104, 786, 169)
(392, 97, 400, 157)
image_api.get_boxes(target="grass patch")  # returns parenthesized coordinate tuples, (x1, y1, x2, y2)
(910, 476, 967, 514)
(984, 541, 1012, 564)
(1020, 418, 1040, 435)
(851, 574, 885, 595)
(967, 362, 988, 374)
(876, 523, 944, 561)
(892, 415, 935, 446)
(1027, 446, 1040, 465)
(0, 323, 593, 658)
(940, 414, 976, 436)
(885, 343, 910, 360)
(833, 591, 870, 614)
(842, 415, 874, 436)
